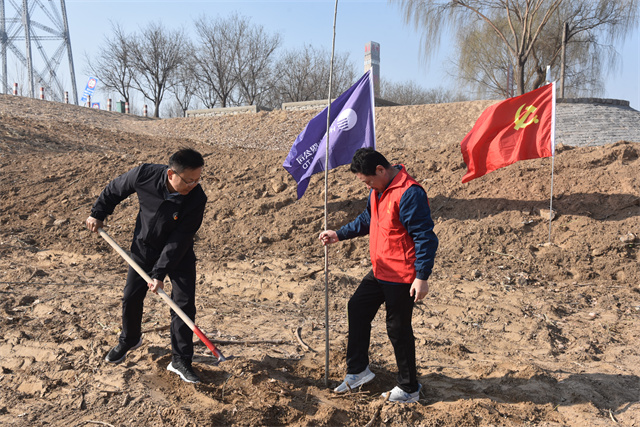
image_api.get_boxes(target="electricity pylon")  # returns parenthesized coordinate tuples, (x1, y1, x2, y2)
(0, 0, 77, 104)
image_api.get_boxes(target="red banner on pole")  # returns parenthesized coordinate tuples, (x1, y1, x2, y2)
(461, 83, 555, 183)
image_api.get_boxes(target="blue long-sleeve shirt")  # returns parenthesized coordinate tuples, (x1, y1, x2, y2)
(336, 184, 438, 282)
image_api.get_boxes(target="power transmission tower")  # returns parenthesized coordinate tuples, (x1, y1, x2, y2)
(0, 0, 77, 104)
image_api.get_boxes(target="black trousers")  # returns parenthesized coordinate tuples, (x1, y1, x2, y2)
(346, 270, 418, 393)
(119, 246, 197, 361)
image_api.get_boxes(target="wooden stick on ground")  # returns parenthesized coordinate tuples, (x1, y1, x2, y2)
(191, 338, 286, 347)
(141, 325, 170, 334)
(327, 390, 370, 398)
(293, 326, 316, 353)
(364, 393, 391, 427)
(208, 339, 286, 345)
(144, 325, 287, 345)
(83, 421, 115, 427)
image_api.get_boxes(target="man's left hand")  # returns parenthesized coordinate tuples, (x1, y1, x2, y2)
(410, 278, 429, 302)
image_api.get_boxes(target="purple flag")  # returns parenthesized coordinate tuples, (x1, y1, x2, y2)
(283, 70, 376, 199)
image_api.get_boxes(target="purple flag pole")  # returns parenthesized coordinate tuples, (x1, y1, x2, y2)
(323, 0, 339, 389)
(282, 3, 376, 389)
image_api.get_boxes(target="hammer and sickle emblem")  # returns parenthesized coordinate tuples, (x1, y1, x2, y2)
(514, 104, 539, 130)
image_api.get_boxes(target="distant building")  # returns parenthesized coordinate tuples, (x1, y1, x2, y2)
(364, 41, 380, 98)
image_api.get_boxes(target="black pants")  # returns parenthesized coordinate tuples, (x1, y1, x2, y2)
(119, 247, 197, 361)
(346, 270, 418, 393)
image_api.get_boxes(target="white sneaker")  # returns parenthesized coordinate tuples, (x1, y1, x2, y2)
(333, 366, 375, 393)
(382, 383, 422, 403)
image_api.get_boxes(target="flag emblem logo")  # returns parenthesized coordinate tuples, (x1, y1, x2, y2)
(336, 108, 357, 131)
(514, 104, 539, 130)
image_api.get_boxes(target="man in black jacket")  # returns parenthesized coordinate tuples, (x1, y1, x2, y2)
(86, 148, 206, 384)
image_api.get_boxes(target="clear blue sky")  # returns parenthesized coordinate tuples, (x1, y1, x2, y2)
(43, 1, 640, 110)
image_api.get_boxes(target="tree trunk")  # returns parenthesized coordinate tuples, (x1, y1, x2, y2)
(516, 58, 526, 96)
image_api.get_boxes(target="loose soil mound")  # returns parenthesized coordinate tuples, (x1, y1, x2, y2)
(0, 94, 639, 426)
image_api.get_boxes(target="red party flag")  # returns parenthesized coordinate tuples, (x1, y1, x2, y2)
(461, 82, 555, 183)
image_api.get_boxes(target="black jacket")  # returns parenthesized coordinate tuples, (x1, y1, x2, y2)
(90, 163, 207, 280)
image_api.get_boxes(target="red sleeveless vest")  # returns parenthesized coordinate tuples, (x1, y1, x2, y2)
(369, 165, 422, 283)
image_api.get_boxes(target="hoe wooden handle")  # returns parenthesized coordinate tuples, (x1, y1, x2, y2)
(98, 228, 226, 361)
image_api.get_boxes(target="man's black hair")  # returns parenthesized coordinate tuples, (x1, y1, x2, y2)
(350, 148, 390, 176)
(169, 148, 204, 172)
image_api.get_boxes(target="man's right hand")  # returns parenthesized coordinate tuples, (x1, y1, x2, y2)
(86, 216, 104, 233)
(319, 230, 339, 246)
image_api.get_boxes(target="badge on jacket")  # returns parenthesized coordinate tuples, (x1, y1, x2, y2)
(173, 212, 179, 221)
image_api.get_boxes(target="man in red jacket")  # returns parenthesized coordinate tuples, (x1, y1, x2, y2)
(319, 148, 438, 403)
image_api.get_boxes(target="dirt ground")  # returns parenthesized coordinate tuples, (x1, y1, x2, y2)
(0, 94, 639, 426)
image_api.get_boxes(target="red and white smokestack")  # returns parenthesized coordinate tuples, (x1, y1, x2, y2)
(125, 102, 129, 114)
(40, 87, 44, 100)
(12, 83, 17, 96)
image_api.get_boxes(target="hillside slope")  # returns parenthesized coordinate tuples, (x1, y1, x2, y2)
(0, 95, 639, 426)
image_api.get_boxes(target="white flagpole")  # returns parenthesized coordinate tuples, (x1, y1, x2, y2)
(548, 81, 557, 243)
(323, 0, 339, 388)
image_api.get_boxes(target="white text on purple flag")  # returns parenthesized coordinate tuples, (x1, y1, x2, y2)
(294, 142, 319, 170)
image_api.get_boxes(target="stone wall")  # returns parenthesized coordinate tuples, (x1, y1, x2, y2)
(556, 99, 640, 147)
(185, 105, 271, 117)
(282, 97, 398, 111)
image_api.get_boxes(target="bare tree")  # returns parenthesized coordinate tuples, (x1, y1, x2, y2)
(454, 17, 520, 98)
(392, 0, 639, 96)
(193, 13, 244, 108)
(87, 22, 134, 104)
(454, 9, 613, 98)
(271, 44, 358, 105)
(127, 22, 189, 117)
(168, 54, 198, 116)
(234, 23, 282, 106)
(380, 78, 466, 104)
(272, 46, 316, 103)
(162, 99, 194, 118)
